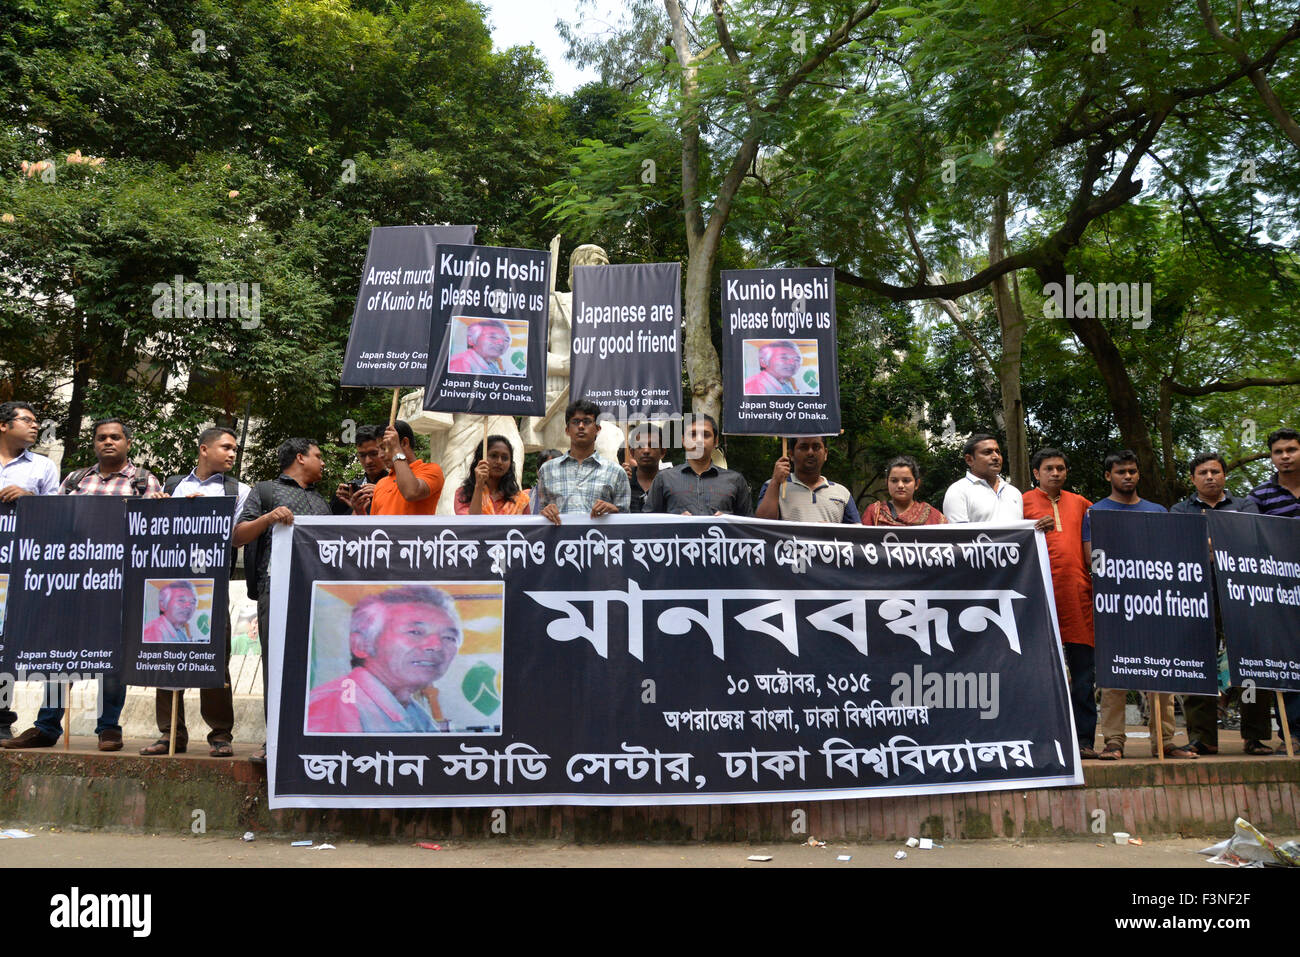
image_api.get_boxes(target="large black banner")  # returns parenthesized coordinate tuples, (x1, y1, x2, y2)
(2, 496, 124, 675)
(1207, 510, 1300, 692)
(423, 244, 549, 417)
(721, 267, 840, 436)
(267, 517, 1079, 808)
(1089, 511, 1217, 694)
(340, 224, 477, 387)
(121, 498, 233, 687)
(570, 262, 682, 421)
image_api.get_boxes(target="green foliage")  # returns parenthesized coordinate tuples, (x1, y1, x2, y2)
(1, 0, 567, 481)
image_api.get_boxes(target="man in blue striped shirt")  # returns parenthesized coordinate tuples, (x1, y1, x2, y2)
(1248, 428, 1300, 518)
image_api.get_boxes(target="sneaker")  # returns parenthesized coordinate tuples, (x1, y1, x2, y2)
(97, 730, 124, 752)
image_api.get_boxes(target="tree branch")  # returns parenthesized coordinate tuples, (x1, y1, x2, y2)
(665, 0, 705, 246)
(1197, 1, 1300, 150)
(1169, 375, 1300, 397)
(711, 0, 760, 114)
(1051, 22, 1300, 147)
(1226, 451, 1269, 473)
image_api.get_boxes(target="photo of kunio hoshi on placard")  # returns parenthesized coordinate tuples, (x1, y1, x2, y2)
(141, 579, 215, 644)
(743, 338, 819, 395)
(305, 581, 504, 736)
(445, 317, 528, 378)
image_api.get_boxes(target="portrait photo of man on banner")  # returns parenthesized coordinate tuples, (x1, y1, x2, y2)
(446, 318, 528, 378)
(743, 339, 820, 396)
(305, 581, 504, 735)
(141, 579, 214, 645)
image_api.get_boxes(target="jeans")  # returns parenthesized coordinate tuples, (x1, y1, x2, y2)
(33, 673, 127, 739)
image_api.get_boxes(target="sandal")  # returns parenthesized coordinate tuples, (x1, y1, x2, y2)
(1079, 746, 1100, 760)
(249, 747, 267, 766)
(1163, 745, 1198, 759)
(139, 738, 185, 756)
(1096, 746, 1123, 761)
(209, 742, 234, 758)
(1244, 740, 1276, 756)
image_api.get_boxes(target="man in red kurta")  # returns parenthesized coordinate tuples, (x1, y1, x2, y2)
(1023, 448, 1097, 758)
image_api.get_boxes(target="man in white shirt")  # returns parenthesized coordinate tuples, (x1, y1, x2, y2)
(0, 401, 59, 502)
(0, 401, 59, 739)
(142, 426, 250, 757)
(942, 433, 1024, 522)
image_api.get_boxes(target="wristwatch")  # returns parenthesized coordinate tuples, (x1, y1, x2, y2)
(394, 452, 408, 462)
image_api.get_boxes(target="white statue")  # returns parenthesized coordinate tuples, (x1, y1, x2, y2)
(521, 243, 625, 465)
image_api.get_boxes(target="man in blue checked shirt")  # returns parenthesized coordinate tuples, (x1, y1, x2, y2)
(534, 399, 630, 525)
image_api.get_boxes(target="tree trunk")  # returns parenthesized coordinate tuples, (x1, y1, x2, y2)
(682, 258, 723, 423)
(1157, 375, 1177, 491)
(62, 322, 92, 467)
(989, 189, 1029, 491)
(1038, 263, 1172, 504)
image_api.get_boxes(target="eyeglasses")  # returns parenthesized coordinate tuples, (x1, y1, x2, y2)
(9, 415, 37, 425)
(568, 417, 597, 427)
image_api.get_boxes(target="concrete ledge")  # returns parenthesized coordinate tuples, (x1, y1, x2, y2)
(2, 739, 1297, 843)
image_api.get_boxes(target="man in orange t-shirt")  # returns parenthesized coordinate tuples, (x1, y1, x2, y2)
(1022, 447, 1098, 760)
(370, 420, 444, 515)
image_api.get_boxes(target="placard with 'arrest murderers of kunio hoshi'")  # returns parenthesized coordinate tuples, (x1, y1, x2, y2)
(341, 224, 477, 388)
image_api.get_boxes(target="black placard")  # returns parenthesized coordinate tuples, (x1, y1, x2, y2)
(1207, 510, 1300, 692)
(3, 496, 125, 675)
(341, 224, 477, 387)
(121, 498, 233, 687)
(721, 267, 840, 435)
(423, 244, 549, 417)
(1089, 511, 1218, 694)
(570, 262, 682, 420)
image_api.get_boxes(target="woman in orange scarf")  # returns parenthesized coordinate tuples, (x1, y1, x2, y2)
(454, 435, 530, 515)
(860, 456, 947, 526)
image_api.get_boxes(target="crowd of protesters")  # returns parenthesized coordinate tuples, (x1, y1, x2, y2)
(0, 396, 1296, 763)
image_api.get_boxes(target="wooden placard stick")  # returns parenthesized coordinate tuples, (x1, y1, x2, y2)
(1278, 690, 1295, 757)
(780, 437, 788, 500)
(168, 690, 180, 756)
(388, 387, 401, 428)
(482, 418, 489, 459)
(63, 697, 71, 751)
(1153, 692, 1165, 761)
